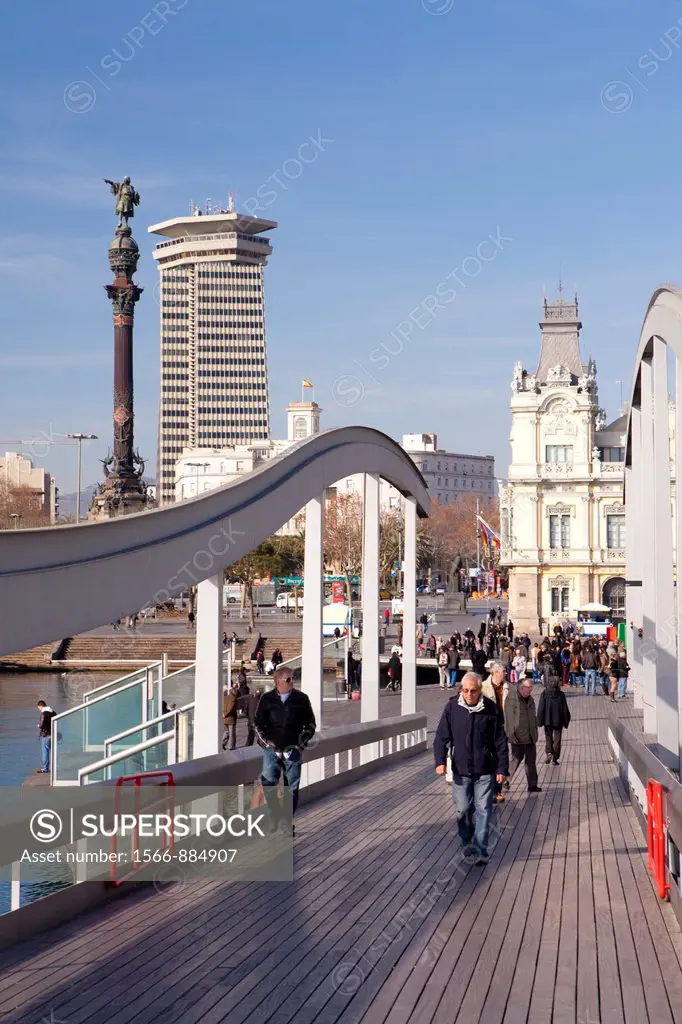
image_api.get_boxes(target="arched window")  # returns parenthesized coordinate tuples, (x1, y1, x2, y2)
(602, 577, 626, 622)
(293, 416, 308, 440)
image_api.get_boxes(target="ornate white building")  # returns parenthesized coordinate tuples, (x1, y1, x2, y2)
(499, 294, 628, 635)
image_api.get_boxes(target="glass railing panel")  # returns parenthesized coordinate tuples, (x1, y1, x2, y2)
(84, 667, 148, 703)
(53, 680, 146, 784)
(162, 665, 196, 708)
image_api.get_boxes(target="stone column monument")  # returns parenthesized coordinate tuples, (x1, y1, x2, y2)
(89, 176, 153, 520)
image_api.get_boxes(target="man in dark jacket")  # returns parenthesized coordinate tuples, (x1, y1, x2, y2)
(504, 679, 541, 792)
(36, 700, 57, 774)
(254, 668, 316, 833)
(581, 644, 598, 696)
(472, 645, 488, 679)
(434, 672, 509, 865)
(536, 676, 570, 764)
(387, 650, 402, 691)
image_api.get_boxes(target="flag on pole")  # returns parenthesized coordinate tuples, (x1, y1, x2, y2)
(476, 515, 500, 559)
(302, 379, 313, 388)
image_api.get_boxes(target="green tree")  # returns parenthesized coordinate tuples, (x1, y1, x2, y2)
(225, 539, 293, 628)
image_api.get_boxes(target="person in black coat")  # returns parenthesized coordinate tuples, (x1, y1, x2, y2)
(254, 669, 316, 830)
(472, 645, 488, 679)
(387, 650, 402, 691)
(434, 673, 509, 864)
(536, 675, 571, 765)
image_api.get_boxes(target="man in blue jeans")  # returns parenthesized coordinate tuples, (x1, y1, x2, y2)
(447, 644, 460, 688)
(36, 700, 57, 774)
(582, 643, 598, 696)
(254, 668, 316, 836)
(434, 672, 509, 865)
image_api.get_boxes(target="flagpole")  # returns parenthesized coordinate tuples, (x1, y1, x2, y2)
(476, 497, 480, 591)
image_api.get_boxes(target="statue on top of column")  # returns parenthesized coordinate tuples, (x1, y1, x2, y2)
(104, 176, 140, 228)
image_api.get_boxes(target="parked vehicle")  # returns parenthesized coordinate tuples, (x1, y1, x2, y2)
(276, 591, 304, 610)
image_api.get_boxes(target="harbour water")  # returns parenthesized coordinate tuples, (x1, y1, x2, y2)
(0, 670, 120, 914)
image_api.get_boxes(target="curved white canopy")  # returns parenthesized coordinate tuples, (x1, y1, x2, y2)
(0, 427, 430, 657)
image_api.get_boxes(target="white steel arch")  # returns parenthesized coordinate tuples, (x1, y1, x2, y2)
(625, 285, 682, 770)
(0, 427, 429, 658)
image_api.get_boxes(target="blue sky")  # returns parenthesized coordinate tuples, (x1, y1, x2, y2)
(2, 0, 682, 492)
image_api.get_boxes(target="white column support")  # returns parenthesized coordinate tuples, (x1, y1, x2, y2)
(677, 358, 682, 773)
(301, 495, 324, 729)
(640, 356, 657, 735)
(402, 496, 417, 716)
(652, 337, 678, 763)
(627, 399, 643, 710)
(193, 574, 223, 758)
(361, 474, 380, 763)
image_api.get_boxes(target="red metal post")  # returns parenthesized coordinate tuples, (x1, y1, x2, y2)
(647, 779, 670, 900)
(109, 771, 175, 886)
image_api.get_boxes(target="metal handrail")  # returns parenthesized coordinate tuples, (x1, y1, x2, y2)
(4, 712, 426, 912)
(78, 732, 177, 784)
(104, 703, 194, 751)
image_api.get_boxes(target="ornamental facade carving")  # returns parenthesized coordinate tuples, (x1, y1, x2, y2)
(547, 574, 573, 589)
(544, 399, 578, 437)
(545, 503, 575, 516)
(546, 365, 573, 384)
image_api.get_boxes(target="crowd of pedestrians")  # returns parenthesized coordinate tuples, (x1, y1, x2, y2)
(433, 618, 629, 864)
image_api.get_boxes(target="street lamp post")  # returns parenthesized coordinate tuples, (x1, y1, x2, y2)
(66, 434, 98, 524)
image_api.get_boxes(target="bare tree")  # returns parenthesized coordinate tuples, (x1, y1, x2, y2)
(421, 495, 501, 577)
(324, 493, 363, 605)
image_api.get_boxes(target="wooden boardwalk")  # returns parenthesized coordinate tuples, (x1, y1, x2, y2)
(2, 686, 682, 1024)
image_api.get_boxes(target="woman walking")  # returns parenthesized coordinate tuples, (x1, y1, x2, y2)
(536, 674, 571, 764)
(609, 645, 630, 701)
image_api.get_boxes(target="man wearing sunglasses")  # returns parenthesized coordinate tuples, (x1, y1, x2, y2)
(254, 668, 317, 835)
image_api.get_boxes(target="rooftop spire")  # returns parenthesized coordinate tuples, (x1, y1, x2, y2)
(537, 287, 583, 382)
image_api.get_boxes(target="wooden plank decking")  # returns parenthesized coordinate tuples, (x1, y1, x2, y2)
(1, 687, 682, 1024)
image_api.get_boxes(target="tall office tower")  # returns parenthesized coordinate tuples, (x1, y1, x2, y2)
(149, 202, 277, 504)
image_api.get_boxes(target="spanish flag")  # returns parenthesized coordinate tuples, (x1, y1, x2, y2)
(302, 379, 313, 388)
(477, 515, 500, 559)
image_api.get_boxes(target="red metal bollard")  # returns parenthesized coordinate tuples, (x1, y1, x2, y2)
(647, 779, 670, 901)
(110, 771, 175, 884)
